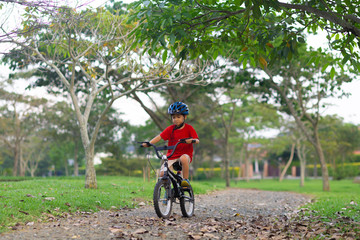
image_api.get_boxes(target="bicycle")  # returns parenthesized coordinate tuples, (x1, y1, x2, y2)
(138, 138, 195, 219)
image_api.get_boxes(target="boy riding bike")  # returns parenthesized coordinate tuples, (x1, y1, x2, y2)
(142, 102, 199, 187)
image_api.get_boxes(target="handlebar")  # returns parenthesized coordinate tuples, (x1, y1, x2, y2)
(137, 138, 192, 160)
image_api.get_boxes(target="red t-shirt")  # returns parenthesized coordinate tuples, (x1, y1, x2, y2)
(160, 124, 199, 162)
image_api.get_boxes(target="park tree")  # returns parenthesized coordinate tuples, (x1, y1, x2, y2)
(211, 85, 240, 187)
(21, 134, 49, 177)
(283, 119, 311, 187)
(2, 5, 211, 188)
(0, 0, 90, 43)
(296, 130, 309, 187)
(250, 45, 351, 191)
(44, 101, 83, 176)
(44, 100, 127, 176)
(0, 88, 47, 176)
(230, 98, 280, 182)
(209, 72, 280, 185)
(319, 115, 360, 179)
(270, 119, 300, 182)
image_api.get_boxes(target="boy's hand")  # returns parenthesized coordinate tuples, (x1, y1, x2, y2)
(185, 138, 197, 144)
(142, 142, 150, 147)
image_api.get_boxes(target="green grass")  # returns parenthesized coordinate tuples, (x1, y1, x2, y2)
(0, 176, 359, 234)
(231, 178, 360, 222)
(0, 176, 224, 233)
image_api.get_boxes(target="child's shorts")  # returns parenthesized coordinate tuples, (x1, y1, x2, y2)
(160, 154, 190, 172)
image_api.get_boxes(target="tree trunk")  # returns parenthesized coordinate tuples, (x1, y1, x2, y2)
(224, 141, 230, 187)
(279, 143, 295, 182)
(300, 160, 306, 187)
(296, 142, 307, 187)
(238, 145, 244, 179)
(70, 89, 98, 189)
(64, 157, 69, 176)
(313, 158, 318, 178)
(19, 143, 26, 177)
(314, 131, 330, 191)
(13, 144, 19, 176)
(210, 155, 215, 178)
(30, 162, 38, 177)
(244, 143, 250, 182)
(84, 148, 97, 189)
(74, 142, 79, 177)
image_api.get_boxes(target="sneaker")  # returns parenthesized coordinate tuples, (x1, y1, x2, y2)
(181, 179, 190, 187)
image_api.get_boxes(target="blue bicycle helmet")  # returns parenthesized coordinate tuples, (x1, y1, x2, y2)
(168, 102, 189, 115)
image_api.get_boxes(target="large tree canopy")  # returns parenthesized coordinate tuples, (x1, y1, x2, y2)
(131, 0, 360, 72)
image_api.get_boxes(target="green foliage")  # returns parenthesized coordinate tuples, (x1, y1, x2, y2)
(131, 0, 286, 65)
(96, 156, 152, 176)
(330, 165, 360, 180)
(131, 0, 360, 72)
(319, 115, 360, 171)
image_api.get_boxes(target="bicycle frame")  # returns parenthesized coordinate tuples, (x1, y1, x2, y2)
(139, 138, 192, 199)
(161, 158, 183, 200)
(138, 138, 195, 218)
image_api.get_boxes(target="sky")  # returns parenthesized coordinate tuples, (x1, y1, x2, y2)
(0, 0, 359, 127)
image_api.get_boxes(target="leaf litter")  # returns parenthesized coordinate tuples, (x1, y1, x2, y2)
(1, 189, 359, 239)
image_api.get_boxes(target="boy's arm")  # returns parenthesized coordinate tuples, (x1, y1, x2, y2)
(150, 135, 162, 144)
(142, 135, 162, 147)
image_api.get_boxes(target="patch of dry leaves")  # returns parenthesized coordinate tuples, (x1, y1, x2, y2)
(106, 211, 360, 239)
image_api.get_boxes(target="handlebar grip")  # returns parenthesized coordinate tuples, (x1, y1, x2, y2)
(179, 137, 192, 143)
(137, 141, 151, 147)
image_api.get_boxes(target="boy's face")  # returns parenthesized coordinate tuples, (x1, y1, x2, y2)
(171, 114, 186, 127)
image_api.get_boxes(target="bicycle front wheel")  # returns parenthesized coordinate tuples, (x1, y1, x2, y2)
(180, 187, 195, 217)
(153, 180, 173, 218)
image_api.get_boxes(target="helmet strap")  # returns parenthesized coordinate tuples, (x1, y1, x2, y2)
(174, 121, 185, 130)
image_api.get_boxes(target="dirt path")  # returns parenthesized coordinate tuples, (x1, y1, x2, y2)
(1, 189, 312, 239)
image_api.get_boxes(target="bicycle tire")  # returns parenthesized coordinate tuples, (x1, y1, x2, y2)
(153, 180, 173, 218)
(180, 187, 195, 217)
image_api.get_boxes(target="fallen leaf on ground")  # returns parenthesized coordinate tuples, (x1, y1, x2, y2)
(109, 227, 124, 234)
(204, 233, 219, 239)
(188, 233, 203, 239)
(19, 210, 29, 215)
(43, 197, 55, 201)
(133, 228, 148, 234)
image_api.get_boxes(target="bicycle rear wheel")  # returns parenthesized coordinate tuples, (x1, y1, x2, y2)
(153, 180, 173, 218)
(180, 187, 195, 217)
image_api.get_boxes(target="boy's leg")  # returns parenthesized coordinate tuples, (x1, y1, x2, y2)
(179, 154, 190, 179)
(159, 160, 178, 177)
(159, 156, 191, 187)
(180, 154, 191, 187)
